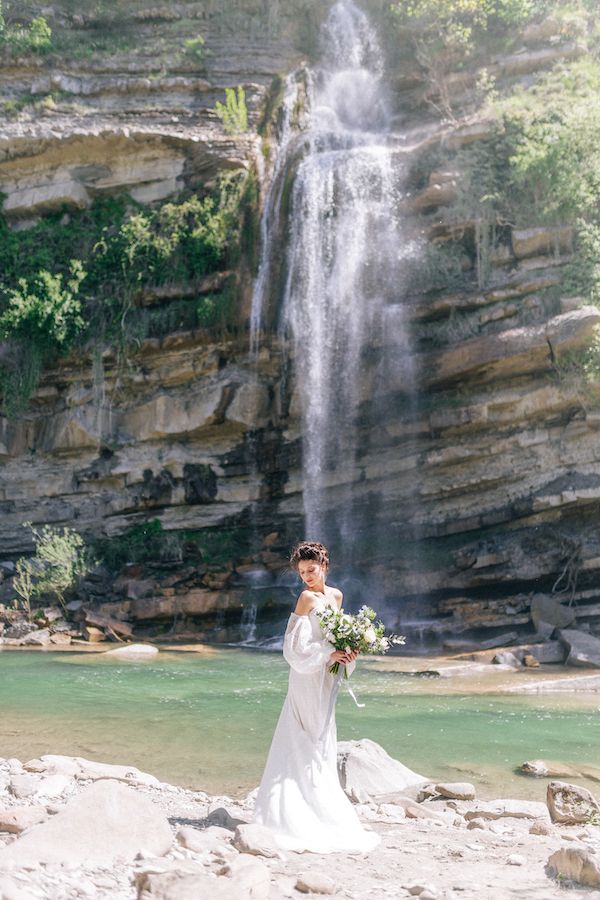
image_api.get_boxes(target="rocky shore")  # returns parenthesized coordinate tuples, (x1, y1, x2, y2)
(0, 742, 599, 900)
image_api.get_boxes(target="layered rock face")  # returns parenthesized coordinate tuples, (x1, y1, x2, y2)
(1, 2, 599, 644)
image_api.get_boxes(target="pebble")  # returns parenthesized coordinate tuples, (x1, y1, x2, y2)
(507, 853, 526, 866)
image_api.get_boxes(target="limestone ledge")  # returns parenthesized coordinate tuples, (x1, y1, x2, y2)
(0, 123, 258, 219)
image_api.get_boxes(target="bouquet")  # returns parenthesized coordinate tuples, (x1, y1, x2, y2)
(315, 604, 405, 677)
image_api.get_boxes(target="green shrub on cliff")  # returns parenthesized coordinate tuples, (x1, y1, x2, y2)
(13, 523, 91, 619)
(0, 261, 86, 415)
(0, 3, 52, 54)
(0, 172, 255, 414)
(215, 87, 249, 134)
(497, 58, 600, 227)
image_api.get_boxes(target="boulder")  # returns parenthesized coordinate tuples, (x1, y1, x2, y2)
(22, 628, 51, 646)
(232, 823, 279, 858)
(337, 739, 426, 799)
(0, 780, 172, 867)
(547, 847, 600, 887)
(530, 594, 575, 633)
(23, 755, 160, 787)
(557, 629, 600, 668)
(547, 781, 600, 825)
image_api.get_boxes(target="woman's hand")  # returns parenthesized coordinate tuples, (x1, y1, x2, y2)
(329, 648, 359, 665)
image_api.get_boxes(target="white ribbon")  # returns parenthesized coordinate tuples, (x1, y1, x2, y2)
(318, 665, 364, 745)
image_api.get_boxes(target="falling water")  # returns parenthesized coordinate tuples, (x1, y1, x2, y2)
(252, 0, 416, 568)
(282, 1, 413, 547)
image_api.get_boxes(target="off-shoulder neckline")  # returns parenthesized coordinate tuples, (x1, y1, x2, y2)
(290, 601, 339, 620)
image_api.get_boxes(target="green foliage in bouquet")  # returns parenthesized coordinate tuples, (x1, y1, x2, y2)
(316, 604, 405, 676)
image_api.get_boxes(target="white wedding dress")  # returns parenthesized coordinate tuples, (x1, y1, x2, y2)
(252, 598, 380, 853)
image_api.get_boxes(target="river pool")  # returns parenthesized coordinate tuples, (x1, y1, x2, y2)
(0, 648, 598, 800)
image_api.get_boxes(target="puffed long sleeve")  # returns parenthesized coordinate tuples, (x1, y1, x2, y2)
(283, 613, 333, 674)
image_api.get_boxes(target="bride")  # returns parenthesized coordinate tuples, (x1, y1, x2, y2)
(252, 540, 380, 853)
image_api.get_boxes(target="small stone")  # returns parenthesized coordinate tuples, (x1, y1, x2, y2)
(295, 871, 337, 894)
(232, 823, 279, 858)
(435, 782, 475, 801)
(204, 807, 246, 830)
(507, 854, 526, 866)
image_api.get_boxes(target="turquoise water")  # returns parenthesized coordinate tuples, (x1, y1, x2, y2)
(0, 649, 598, 799)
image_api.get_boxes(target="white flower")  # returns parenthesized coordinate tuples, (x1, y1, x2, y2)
(364, 625, 377, 645)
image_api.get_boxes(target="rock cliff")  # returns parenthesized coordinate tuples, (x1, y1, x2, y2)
(1, 0, 600, 646)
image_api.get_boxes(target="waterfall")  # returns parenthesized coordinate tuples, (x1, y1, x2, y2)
(253, 0, 416, 570)
(239, 601, 258, 644)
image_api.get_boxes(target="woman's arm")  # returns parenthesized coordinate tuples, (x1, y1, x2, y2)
(294, 590, 315, 617)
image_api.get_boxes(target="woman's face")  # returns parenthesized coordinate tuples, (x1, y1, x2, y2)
(297, 559, 325, 589)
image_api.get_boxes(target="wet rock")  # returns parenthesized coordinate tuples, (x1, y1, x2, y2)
(547, 781, 600, 825)
(183, 463, 218, 504)
(337, 739, 426, 799)
(0, 780, 172, 866)
(558, 629, 600, 668)
(232, 823, 279, 858)
(521, 760, 582, 779)
(547, 847, 600, 887)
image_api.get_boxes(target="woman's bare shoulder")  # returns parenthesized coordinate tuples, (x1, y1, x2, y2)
(331, 586, 343, 609)
(294, 590, 316, 616)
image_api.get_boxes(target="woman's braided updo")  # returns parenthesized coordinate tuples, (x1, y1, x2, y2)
(289, 540, 329, 571)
